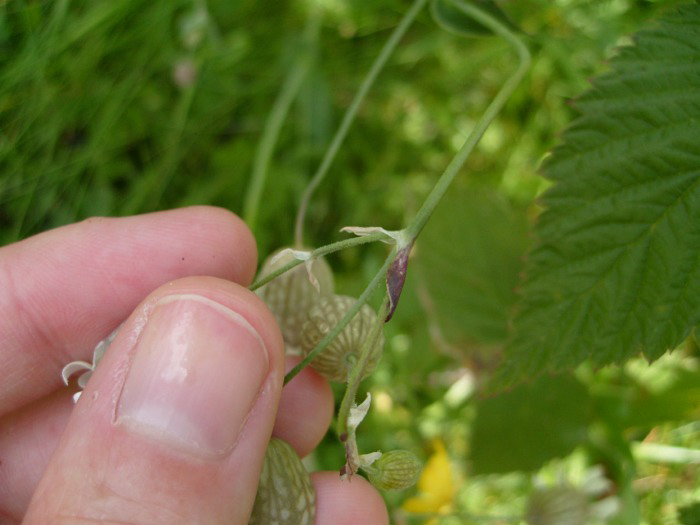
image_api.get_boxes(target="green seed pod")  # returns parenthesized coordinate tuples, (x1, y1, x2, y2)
(249, 438, 316, 525)
(300, 294, 384, 382)
(365, 450, 422, 491)
(256, 248, 334, 348)
(525, 486, 589, 525)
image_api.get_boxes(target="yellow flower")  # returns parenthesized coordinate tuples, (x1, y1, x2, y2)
(403, 439, 456, 523)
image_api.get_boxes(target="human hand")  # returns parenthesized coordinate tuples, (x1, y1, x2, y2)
(0, 207, 388, 524)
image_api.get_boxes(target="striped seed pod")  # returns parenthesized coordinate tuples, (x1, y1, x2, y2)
(249, 438, 316, 525)
(300, 294, 384, 382)
(256, 248, 334, 348)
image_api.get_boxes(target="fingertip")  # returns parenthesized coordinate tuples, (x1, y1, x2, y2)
(179, 206, 258, 284)
(71, 205, 258, 286)
(24, 278, 285, 524)
(312, 471, 389, 525)
(0, 206, 260, 416)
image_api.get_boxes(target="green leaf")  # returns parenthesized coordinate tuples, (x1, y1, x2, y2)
(498, 3, 700, 385)
(430, 0, 516, 38)
(679, 501, 700, 525)
(470, 374, 591, 474)
(598, 364, 700, 432)
(415, 186, 529, 347)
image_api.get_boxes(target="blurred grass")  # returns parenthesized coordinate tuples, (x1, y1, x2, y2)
(2, 0, 696, 523)
(2, 0, 680, 250)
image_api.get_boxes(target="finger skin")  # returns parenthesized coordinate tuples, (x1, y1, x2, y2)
(0, 206, 257, 418)
(0, 391, 73, 523)
(273, 357, 333, 458)
(24, 277, 285, 525)
(312, 471, 389, 525)
(0, 361, 334, 521)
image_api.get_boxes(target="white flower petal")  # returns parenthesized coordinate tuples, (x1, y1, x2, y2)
(304, 259, 321, 293)
(348, 393, 372, 432)
(340, 226, 398, 244)
(61, 361, 93, 385)
(270, 248, 311, 265)
(358, 451, 382, 468)
(77, 371, 94, 389)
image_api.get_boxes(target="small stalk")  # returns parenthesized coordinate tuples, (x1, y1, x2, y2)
(249, 231, 387, 292)
(404, 0, 531, 241)
(293, 0, 430, 246)
(337, 298, 390, 441)
(335, 301, 389, 479)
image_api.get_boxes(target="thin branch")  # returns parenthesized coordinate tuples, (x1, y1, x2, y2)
(404, 0, 531, 241)
(249, 231, 388, 292)
(293, 0, 430, 247)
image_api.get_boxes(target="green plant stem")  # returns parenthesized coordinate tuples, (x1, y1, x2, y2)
(293, 0, 429, 247)
(404, 0, 531, 241)
(284, 250, 395, 384)
(243, 10, 320, 232)
(249, 231, 387, 292)
(337, 298, 390, 439)
(278, 0, 531, 387)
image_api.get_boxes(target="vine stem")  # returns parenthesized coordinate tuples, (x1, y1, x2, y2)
(329, 1, 531, 474)
(337, 298, 390, 440)
(262, 2, 532, 466)
(293, 0, 430, 247)
(243, 9, 320, 232)
(279, 1, 531, 385)
(403, 0, 531, 241)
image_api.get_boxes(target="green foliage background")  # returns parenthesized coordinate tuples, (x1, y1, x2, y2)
(2, 0, 699, 523)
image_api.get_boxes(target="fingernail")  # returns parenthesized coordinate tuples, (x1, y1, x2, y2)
(115, 293, 269, 457)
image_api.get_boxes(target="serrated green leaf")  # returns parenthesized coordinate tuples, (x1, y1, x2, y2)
(470, 374, 592, 474)
(430, 0, 516, 38)
(415, 186, 529, 347)
(498, 3, 700, 385)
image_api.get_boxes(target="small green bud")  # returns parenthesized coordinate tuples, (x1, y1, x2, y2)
(364, 450, 422, 491)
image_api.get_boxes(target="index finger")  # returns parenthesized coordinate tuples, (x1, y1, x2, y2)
(0, 206, 257, 417)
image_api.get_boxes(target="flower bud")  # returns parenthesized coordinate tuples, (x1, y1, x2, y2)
(365, 449, 422, 491)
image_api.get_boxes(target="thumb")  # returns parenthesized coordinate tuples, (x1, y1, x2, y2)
(24, 277, 284, 524)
